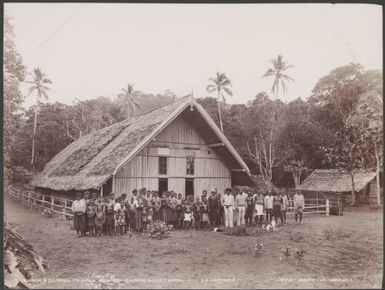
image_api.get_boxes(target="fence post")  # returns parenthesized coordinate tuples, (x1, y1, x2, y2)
(326, 199, 330, 216)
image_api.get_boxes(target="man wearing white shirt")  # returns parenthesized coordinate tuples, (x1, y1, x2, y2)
(235, 190, 247, 226)
(264, 191, 274, 225)
(71, 192, 87, 237)
(293, 191, 305, 224)
(222, 188, 235, 228)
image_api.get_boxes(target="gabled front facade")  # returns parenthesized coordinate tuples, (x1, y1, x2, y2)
(113, 114, 232, 198)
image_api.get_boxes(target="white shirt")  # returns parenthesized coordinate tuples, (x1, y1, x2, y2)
(293, 194, 305, 209)
(114, 202, 121, 212)
(236, 193, 247, 207)
(264, 195, 274, 209)
(71, 199, 86, 213)
(223, 194, 235, 207)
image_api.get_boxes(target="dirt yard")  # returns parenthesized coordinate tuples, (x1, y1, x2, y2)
(5, 193, 383, 289)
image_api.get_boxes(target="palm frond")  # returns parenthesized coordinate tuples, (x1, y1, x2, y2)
(262, 68, 275, 77)
(223, 86, 233, 97)
(220, 79, 231, 87)
(282, 74, 295, 82)
(206, 84, 216, 92)
(283, 64, 293, 71)
(272, 77, 279, 95)
(208, 77, 219, 85)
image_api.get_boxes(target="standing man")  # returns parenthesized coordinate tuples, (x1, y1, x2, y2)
(280, 190, 288, 225)
(235, 188, 247, 226)
(272, 190, 282, 225)
(293, 191, 305, 224)
(208, 189, 220, 227)
(245, 190, 254, 226)
(253, 190, 265, 226)
(223, 188, 235, 228)
(264, 191, 274, 225)
(71, 192, 87, 237)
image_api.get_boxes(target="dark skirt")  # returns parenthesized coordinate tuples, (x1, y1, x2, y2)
(161, 205, 170, 224)
(105, 212, 114, 227)
(272, 205, 281, 218)
(74, 213, 85, 232)
(168, 208, 177, 223)
(87, 214, 96, 227)
(245, 205, 254, 217)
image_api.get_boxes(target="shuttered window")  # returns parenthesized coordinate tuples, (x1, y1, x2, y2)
(159, 157, 167, 175)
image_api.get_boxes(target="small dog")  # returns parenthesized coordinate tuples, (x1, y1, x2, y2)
(254, 243, 264, 256)
(271, 220, 277, 231)
(168, 224, 174, 231)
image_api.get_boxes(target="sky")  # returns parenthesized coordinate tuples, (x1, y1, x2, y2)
(5, 3, 383, 108)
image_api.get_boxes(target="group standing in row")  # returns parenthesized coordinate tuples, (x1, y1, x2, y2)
(71, 187, 305, 237)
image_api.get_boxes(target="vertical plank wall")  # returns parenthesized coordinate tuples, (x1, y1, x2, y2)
(113, 115, 231, 198)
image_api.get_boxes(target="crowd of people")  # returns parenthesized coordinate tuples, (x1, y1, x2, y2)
(70, 187, 305, 237)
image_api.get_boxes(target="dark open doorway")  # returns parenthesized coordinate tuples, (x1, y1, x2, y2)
(158, 178, 168, 197)
(185, 178, 194, 200)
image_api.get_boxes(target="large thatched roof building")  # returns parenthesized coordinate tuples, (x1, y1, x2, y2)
(32, 97, 253, 199)
(296, 169, 379, 204)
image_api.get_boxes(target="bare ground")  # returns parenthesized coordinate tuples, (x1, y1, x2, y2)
(4, 194, 383, 289)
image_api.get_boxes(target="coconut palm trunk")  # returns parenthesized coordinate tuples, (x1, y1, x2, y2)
(31, 95, 39, 167)
(217, 90, 224, 132)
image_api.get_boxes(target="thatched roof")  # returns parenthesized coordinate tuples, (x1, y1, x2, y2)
(296, 169, 376, 193)
(32, 96, 252, 191)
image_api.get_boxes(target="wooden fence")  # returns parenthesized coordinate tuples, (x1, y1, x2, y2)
(287, 198, 331, 215)
(9, 187, 333, 218)
(9, 187, 74, 218)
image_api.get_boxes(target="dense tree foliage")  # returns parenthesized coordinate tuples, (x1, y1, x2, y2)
(4, 15, 26, 186)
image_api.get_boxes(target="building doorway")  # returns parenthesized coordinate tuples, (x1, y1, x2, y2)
(158, 178, 168, 197)
(185, 178, 194, 200)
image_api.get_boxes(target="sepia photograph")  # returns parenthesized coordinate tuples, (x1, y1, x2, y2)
(3, 2, 383, 289)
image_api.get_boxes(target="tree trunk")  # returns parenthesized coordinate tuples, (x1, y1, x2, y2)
(31, 98, 39, 168)
(350, 173, 356, 206)
(217, 90, 224, 132)
(374, 144, 381, 207)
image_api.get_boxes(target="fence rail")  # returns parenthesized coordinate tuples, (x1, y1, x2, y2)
(9, 188, 74, 218)
(9, 188, 334, 218)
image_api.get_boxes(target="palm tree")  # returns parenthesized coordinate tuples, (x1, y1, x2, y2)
(262, 55, 294, 98)
(117, 83, 141, 118)
(27, 67, 52, 168)
(206, 72, 233, 132)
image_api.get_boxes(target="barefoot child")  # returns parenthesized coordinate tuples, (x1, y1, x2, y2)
(116, 203, 127, 235)
(183, 197, 193, 230)
(86, 200, 96, 236)
(95, 197, 105, 236)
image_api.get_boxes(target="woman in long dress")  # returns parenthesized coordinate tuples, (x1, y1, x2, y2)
(201, 196, 209, 229)
(160, 192, 170, 225)
(168, 192, 178, 227)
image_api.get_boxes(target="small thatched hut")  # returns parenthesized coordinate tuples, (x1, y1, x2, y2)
(296, 169, 380, 205)
(31, 96, 253, 200)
